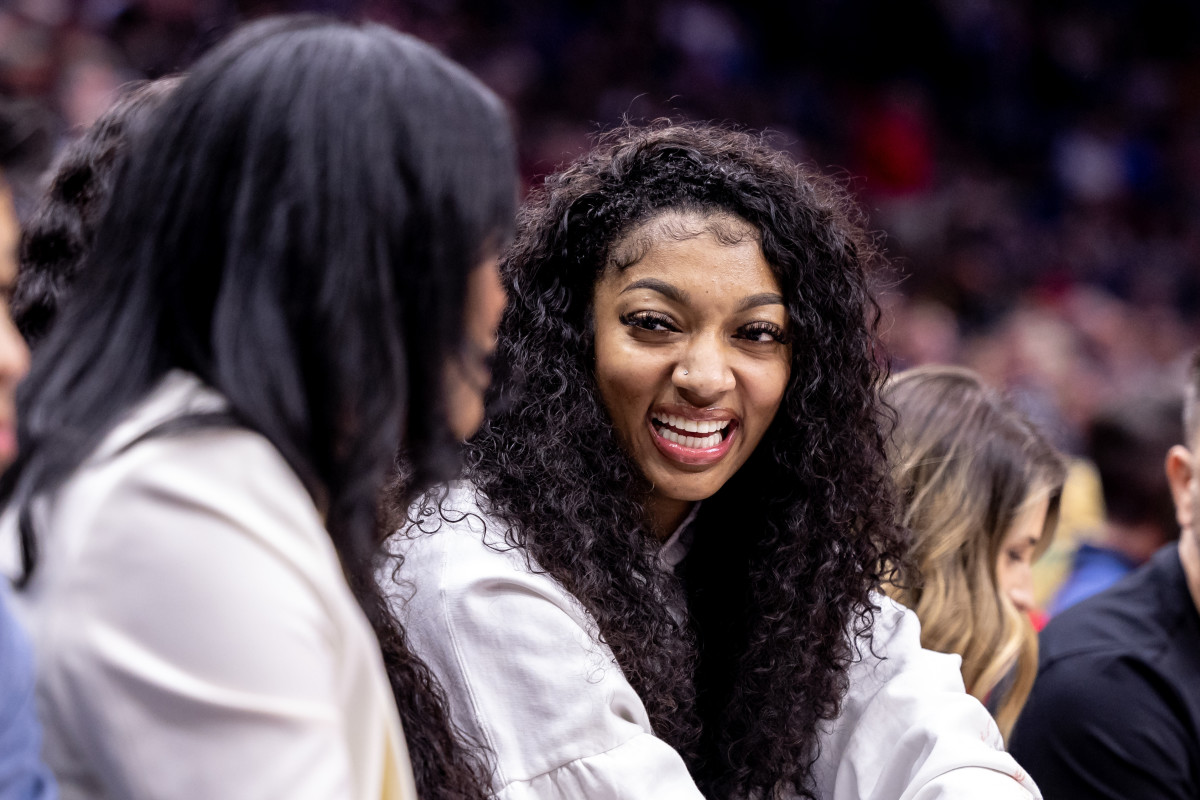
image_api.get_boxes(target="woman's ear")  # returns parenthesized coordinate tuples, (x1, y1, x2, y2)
(1165, 445, 1195, 536)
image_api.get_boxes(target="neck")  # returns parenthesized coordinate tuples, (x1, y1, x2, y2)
(645, 495, 694, 542)
(1180, 529, 1200, 616)
(1103, 520, 1169, 564)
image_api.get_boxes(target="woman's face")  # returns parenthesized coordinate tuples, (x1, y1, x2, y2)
(592, 210, 791, 530)
(996, 489, 1051, 615)
(444, 255, 506, 440)
(0, 184, 30, 470)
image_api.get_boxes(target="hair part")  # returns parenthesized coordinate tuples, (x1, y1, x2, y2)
(883, 364, 1066, 741)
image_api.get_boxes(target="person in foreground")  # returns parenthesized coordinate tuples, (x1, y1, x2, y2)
(0, 126, 54, 800)
(384, 122, 1040, 799)
(884, 366, 1066, 741)
(0, 16, 515, 800)
(1010, 349, 1200, 799)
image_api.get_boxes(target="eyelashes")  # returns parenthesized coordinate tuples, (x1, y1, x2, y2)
(620, 311, 789, 344)
(620, 310, 678, 333)
(736, 321, 789, 345)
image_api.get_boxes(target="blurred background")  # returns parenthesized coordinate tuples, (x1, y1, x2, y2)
(3, 0, 1199, 605)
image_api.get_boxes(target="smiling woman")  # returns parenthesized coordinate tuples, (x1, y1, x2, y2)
(592, 210, 790, 534)
(384, 122, 1043, 799)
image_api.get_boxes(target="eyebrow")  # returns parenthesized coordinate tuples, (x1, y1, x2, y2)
(737, 292, 786, 312)
(619, 278, 688, 304)
(619, 280, 786, 312)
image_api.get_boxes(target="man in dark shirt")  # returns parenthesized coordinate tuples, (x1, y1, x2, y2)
(1010, 350, 1200, 799)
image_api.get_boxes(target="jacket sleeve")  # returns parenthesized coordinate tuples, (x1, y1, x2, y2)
(36, 434, 370, 800)
(387, 508, 704, 800)
(812, 597, 1043, 800)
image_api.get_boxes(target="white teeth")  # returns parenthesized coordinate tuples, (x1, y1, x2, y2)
(653, 414, 731, 439)
(659, 428, 723, 449)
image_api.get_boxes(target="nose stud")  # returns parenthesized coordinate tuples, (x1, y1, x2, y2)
(682, 370, 689, 376)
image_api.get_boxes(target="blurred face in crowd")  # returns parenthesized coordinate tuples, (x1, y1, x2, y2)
(592, 210, 791, 535)
(444, 255, 506, 440)
(995, 488, 1052, 615)
(0, 180, 30, 469)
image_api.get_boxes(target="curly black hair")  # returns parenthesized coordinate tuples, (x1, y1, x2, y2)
(443, 122, 907, 798)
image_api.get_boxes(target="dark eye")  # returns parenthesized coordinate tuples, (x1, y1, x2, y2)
(736, 322, 788, 344)
(620, 311, 679, 333)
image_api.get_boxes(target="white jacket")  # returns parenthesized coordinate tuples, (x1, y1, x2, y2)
(2, 372, 415, 800)
(385, 482, 1041, 800)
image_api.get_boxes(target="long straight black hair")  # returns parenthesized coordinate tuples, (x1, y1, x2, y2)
(0, 16, 516, 799)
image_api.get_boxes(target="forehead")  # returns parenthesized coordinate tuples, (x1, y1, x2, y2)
(604, 210, 780, 295)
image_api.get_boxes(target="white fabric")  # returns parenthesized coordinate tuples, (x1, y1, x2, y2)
(386, 482, 1041, 800)
(0, 372, 416, 800)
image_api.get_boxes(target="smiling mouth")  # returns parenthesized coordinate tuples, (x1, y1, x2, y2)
(647, 412, 740, 467)
(650, 413, 734, 448)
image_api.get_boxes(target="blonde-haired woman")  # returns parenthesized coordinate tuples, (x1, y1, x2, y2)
(885, 365, 1067, 740)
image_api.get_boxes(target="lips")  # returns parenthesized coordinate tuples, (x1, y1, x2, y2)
(647, 409, 739, 466)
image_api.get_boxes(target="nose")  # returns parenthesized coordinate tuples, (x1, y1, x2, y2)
(673, 332, 734, 405)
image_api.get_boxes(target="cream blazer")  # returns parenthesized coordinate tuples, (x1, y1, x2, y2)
(2, 372, 416, 800)
(386, 482, 1042, 800)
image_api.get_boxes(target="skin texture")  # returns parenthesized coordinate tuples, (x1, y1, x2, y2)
(0, 183, 31, 469)
(592, 212, 790, 536)
(444, 256, 506, 440)
(995, 490, 1051, 615)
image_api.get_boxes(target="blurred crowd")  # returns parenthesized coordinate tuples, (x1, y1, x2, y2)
(0, 8, 1197, 797)
(3, 0, 1199, 456)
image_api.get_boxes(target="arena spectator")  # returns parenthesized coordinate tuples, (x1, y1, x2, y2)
(1010, 348, 1200, 799)
(0, 17, 516, 800)
(1049, 387, 1183, 614)
(884, 365, 1066, 741)
(0, 98, 53, 800)
(386, 122, 1043, 799)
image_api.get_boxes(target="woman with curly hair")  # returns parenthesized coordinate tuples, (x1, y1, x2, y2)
(385, 123, 1039, 799)
(883, 365, 1066, 742)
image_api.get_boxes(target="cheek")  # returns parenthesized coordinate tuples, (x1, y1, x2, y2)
(743, 357, 791, 430)
(592, 333, 648, 435)
(994, 560, 1012, 593)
